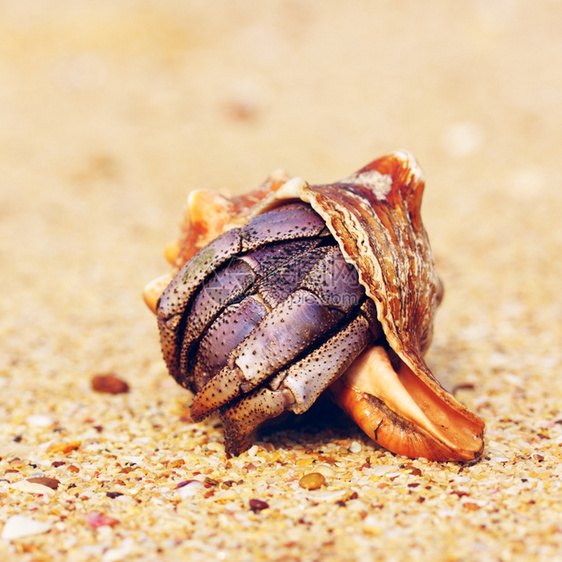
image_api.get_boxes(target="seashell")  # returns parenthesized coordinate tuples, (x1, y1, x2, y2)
(144, 151, 485, 461)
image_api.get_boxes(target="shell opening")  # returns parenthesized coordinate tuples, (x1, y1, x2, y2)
(330, 345, 485, 461)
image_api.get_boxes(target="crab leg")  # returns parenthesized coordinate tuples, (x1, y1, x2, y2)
(189, 288, 344, 420)
(189, 247, 366, 421)
(182, 260, 255, 349)
(158, 203, 327, 383)
(180, 238, 319, 377)
(192, 296, 268, 392)
(190, 242, 340, 391)
(219, 309, 374, 455)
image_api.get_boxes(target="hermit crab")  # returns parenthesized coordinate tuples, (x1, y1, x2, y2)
(144, 151, 485, 461)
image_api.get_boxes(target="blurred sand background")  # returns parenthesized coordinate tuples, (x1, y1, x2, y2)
(1, 1, 561, 561)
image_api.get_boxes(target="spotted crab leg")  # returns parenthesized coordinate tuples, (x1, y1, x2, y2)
(189, 246, 366, 421)
(181, 237, 321, 386)
(157, 203, 327, 385)
(190, 239, 336, 393)
(219, 303, 378, 455)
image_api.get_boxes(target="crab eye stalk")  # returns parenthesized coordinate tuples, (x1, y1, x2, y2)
(144, 151, 485, 460)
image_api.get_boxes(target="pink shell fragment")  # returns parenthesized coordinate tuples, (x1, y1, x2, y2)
(86, 512, 120, 529)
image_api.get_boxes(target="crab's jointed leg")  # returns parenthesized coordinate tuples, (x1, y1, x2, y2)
(189, 246, 366, 421)
(219, 304, 377, 455)
(158, 203, 327, 385)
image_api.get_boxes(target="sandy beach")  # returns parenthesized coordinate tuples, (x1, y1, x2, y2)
(1, 2, 561, 560)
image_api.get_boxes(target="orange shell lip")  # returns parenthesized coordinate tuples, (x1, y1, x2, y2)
(330, 345, 485, 462)
(143, 273, 174, 314)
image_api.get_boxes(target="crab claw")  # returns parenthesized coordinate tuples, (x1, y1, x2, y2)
(329, 345, 484, 461)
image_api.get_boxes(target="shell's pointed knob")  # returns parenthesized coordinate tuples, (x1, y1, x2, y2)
(143, 273, 174, 314)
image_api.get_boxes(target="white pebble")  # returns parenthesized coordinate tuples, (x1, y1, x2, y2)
(9, 480, 55, 496)
(1, 515, 52, 540)
(246, 445, 259, 458)
(368, 465, 400, 476)
(26, 415, 55, 427)
(314, 464, 336, 478)
(349, 441, 362, 453)
(176, 480, 205, 497)
(122, 455, 145, 465)
(363, 515, 382, 529)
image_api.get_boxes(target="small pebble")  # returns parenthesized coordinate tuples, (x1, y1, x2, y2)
(1, 515, 52, 540)
(206, 442, 224, 453)
(10, 480, 56, 495)
(314, 464, 335, 478)
(369, 464, 399, 477)
(249, 499, 269, 512)
(463, 502, 481, 511)
(247, 444, 259, 458)
(106, 491, 124, 499)
(46, 441, 81, 455)
(175, 480, 205, 497)
(86, 512, 120, 529)
(349, 441, 362, 453)
(299, 472, 326, 490)
(176, 479, 202, 489)
(27, 477, 60, 490)
(203, 477, 220, 488)
(26, 414, 55, 427)
(91, 373, 130, 394)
